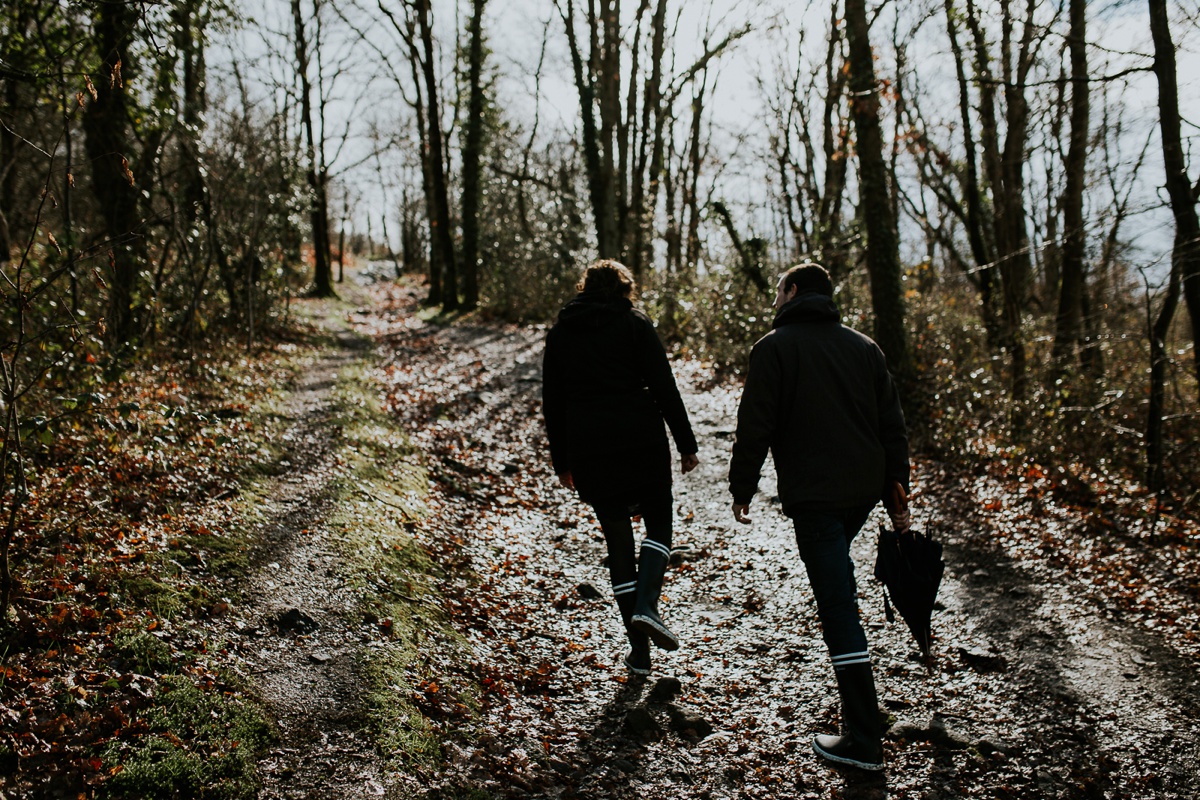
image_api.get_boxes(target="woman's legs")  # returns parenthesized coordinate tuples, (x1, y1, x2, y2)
(631, 491, 679, 650)
(592, 501, 650, 673)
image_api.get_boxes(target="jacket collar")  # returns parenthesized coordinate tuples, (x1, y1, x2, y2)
(772, 292, 840, 328)
(557, 291, 633, 324)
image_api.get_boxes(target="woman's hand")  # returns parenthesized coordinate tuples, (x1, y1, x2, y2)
(681, 453, 700, 473)
(557, 471, 575, 491)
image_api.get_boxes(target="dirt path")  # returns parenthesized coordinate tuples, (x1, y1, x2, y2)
(360, 293, 1200, 800)
(217, 321, 391, 800)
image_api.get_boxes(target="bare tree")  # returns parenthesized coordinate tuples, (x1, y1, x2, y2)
(81, 0, 145, 348)
(844, 0, 910, 375)
(415, 0, 458, 311)
(1145, 0, 1199, 491)
(292, 0, 336, 297)
(460, 0, 488, 310)
(1147, 0, 1200, 391)
(1050, 0, 1090, 380)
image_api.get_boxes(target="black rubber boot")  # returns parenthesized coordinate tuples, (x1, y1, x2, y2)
(813, 662, 885, 771)
(630, 540, 679, 651)
(615, 591, 651, 675)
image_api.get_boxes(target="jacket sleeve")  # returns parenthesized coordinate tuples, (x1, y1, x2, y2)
(542, 328, 571, 476)
(874, 347, 910, 492)
(729, 338, 780, 505)
(637, 315, 699, 455)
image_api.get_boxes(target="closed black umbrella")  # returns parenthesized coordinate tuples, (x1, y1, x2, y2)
(873, 524, 945, 659)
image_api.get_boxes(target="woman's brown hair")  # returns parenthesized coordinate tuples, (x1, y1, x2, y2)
(576, 259, 637, 298)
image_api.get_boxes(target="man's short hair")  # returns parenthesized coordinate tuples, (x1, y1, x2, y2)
(577, 259, 637, 298)
(781, 261, 833, 297)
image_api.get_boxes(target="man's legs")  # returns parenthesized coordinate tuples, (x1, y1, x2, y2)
(793, 506, 884, 771)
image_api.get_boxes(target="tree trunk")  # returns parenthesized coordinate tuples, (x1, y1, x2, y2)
(401, 16, 441, 306)
(1051, 0, 1089, 379)
(843, 0, 910, 378)
(996, 0, 1037, 420)
(958, 0, 1003, 347)
(1148, 0, 1200, 391)
(816, 1, 849, 276)
(292, 0, 335, 298)
(684, 78, 705, 270)
(460, 0, 487, 309)
(82, 0, 144, 350)
(561, 0, 617, 258)
(1146, 261, 1181, 495)
(637, 0, 669, 275)
(0, 74, 16, 266)
(596, 0, 621, 259)
(417, 0, 458, 311)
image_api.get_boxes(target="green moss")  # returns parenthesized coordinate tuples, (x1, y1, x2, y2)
(116, 573, 187, 619)
(113, 629, 174, 674)
(100, 674, 275, 800)
(316, 352, 486, 775)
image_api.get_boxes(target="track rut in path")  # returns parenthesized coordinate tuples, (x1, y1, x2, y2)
(219, 324, 390, 800)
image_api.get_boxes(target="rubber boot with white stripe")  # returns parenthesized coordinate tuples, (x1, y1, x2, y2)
(813, 658, 885, 771)
(614, 582, 651, 675)
(630, 539, 679, 651)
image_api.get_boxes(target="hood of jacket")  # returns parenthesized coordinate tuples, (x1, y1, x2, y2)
(772, 292, 840, 328)
(556, 291, 634, 327)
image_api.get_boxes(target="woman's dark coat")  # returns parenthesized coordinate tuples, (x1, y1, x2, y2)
(542, 292, 697, 506)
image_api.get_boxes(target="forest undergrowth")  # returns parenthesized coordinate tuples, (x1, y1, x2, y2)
(1, 273, 1198, 799)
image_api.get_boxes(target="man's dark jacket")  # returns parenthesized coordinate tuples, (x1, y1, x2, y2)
(729, 292, 909, 513)
(543, 292, 697, 505)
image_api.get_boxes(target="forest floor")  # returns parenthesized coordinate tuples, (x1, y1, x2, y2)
(4, 268, 1200, 800)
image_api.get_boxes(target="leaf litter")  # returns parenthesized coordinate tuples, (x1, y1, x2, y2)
(353, 282, 1200, 800)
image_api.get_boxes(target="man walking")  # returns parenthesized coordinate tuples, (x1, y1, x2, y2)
(729, 262, 910, 772)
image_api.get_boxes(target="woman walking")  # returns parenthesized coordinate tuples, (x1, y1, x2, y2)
(542, 260, 699, 675)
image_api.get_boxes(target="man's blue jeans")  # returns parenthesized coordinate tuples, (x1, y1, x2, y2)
(791, 505, 875, 667)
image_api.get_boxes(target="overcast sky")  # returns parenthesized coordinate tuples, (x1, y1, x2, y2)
(214, 0, 1199, 282)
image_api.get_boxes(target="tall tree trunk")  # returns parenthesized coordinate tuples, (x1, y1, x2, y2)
(596, 0, 621, 259)
(292, 0, 335, 298)
(82, 0, 144, 350)
(560, 0, 616, 258)
(817, 2, 849, 276)
(460, 0, 487, 309)
(844, 0, 910, 378)
(684, 77, 705, 270)
(0, 75, 16, 266)
(175, 1, 207, 232)
(417, 0, 458, 311)
(637, 0, 669, 275)
(1146, 262, 1181, 495)
(401, 15, 442, 306)
(1051, 0, 1090, 379)
(1148, 0, 1200, 391)
(960, 0, 1003, 347)
(995, 0, 1036, 419)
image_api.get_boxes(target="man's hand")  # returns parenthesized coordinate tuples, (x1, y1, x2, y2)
(681, 453, 700, 473)
(884, 480, 908, 513)
(557, 471, 575, 491)
(884, 480, 910, 531)
(732, 502, 752, 524)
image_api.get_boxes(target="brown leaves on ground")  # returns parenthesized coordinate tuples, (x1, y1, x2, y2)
(0, 334, 311, 798)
